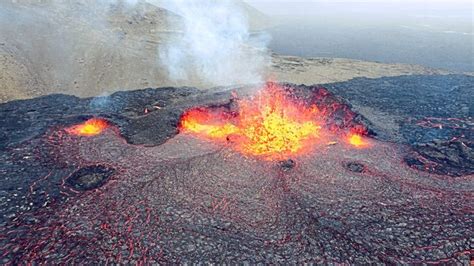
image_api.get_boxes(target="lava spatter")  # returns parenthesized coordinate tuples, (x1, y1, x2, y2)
(180, 83, 325, 160)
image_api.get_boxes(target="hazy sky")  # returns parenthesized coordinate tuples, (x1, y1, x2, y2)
(245, 0, 472, 3)
(245, 0, 473, 16)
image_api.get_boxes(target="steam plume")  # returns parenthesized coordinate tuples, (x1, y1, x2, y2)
(158, 0, 270, 87)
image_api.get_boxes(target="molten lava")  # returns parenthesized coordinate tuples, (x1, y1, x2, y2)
(347, 133, 369, 148)
(66, 118, 109, 136)
(180, 83, 324, 159)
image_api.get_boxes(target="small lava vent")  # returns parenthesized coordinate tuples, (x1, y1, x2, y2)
(67, 165, 115, 191)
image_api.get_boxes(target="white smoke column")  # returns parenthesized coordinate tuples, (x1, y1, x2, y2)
(158, 0, 269, 86)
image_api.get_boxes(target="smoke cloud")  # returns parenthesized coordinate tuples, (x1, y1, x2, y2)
(158, 0, 270, 87)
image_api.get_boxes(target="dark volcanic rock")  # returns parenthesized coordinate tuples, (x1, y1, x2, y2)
(406, 138, 474, 176)
(324, 74, 473, 144)
(325, 74, 474, 175)
(0, 87, 199, 150)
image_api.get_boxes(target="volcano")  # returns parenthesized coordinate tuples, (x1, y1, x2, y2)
(0, 75, 472, 264)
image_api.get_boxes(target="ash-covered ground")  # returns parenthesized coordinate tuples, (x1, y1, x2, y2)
(0, 75, 473, 264)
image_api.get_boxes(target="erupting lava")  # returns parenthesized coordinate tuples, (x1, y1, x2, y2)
(347, 133, 369, 148)
(66, 118, 109, 136)
(180, 83, 325, 159)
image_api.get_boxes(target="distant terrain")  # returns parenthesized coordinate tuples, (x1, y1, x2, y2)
(0, 0, 469, 103)
(268, 17, 473, 73)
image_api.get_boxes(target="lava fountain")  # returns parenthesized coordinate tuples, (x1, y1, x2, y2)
(180, 83, 333, 160)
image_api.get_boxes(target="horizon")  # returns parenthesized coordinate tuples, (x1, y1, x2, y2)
(244, 0, 473, 16)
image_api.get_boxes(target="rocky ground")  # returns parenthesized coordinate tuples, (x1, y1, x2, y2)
(0, 75, 472, 264)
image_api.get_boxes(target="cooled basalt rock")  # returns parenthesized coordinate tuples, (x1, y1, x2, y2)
(405, 138, 473, 176)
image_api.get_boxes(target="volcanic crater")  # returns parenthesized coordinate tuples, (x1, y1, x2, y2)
(0, 75, 472, 264)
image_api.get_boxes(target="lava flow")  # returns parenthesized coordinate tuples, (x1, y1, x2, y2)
(180, 83, 328, 160)
(66, 118, 109, 136)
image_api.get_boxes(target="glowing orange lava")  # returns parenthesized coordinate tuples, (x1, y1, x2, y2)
(347, 132, 369, 148)
(180, 83, 325, 159)
(66, 118, 109, 136)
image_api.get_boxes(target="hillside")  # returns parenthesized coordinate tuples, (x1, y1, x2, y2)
(0, 0, 463, 102)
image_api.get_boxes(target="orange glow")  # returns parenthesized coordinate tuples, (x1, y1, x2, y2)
(348, 133, 368, 148)
(66, 118, 109, 136)
(180, 108, 238, 139)
(180, 83, 324, 159)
